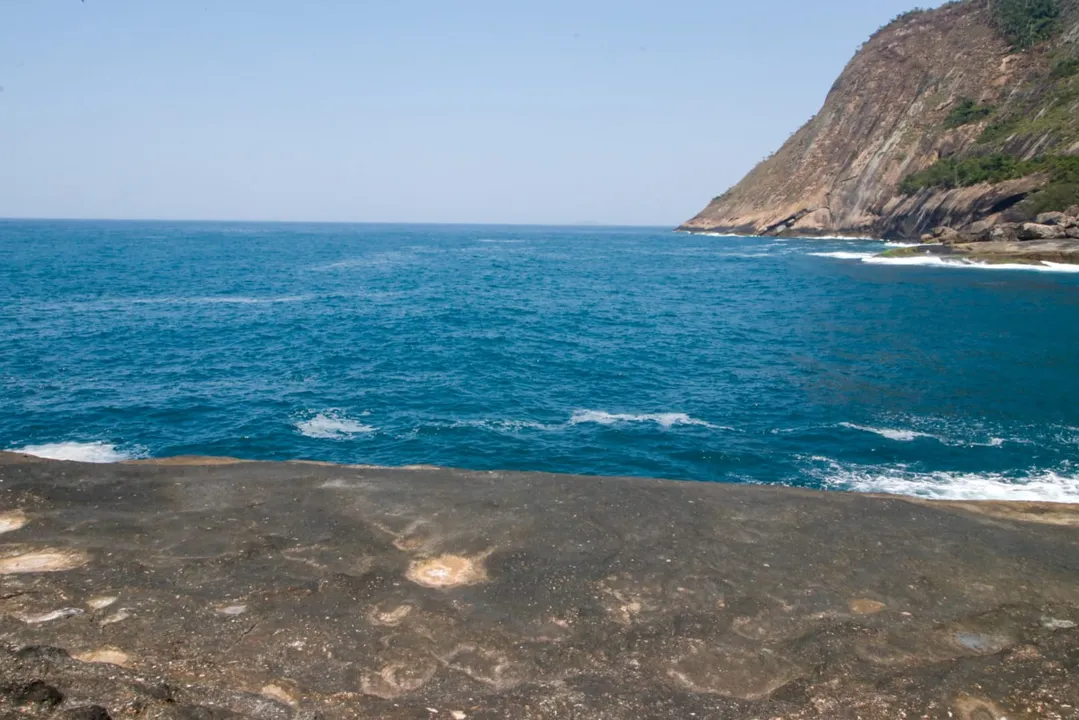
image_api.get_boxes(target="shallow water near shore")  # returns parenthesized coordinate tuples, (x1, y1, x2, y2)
(3, 220, 1079, 502)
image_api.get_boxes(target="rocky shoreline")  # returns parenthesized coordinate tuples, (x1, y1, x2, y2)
(879, 206, 1079, 265)
(679, 206, 1079, 268)
(0, 452, 1077, 718)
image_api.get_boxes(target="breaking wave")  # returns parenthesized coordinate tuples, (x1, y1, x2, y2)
(442, 411, 731, 433)
(809, 251, 876, 260)
(839, 423, 934, 442)
(569, 410, 725, 429)
(810, 458, 1079, 503)
(861, 256, 1079, 272)
(296, 412, 375, 440)
(8, 442, 138, 463)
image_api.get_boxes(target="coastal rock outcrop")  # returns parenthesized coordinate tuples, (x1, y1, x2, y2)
(0, 452, 1077, 718)
(879, 207, 1079, 262)
(1019, 222, 1067, 239)
(681, 0, 1079, 239)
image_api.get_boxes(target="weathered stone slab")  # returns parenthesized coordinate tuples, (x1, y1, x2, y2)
(0, 453, 1076, 719)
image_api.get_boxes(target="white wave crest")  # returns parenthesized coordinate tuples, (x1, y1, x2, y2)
(809, 251, 876, 260)
(9, 442, 136, 463)
(840, 422, 1015, 447)
(296, 412, 375, 440)
(814, 460, 1079, 503)
(840, 423, 935, 442)
(570, 410, 725, 429)
(862, 255, 1079, 272)
(1041, 262, 1079, 272)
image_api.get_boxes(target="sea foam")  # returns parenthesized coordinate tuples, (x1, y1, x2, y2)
(839, 423, 935, 442)
(815, 460, 1079, 503)
(451, 418, 554, 432)
(9, 442, 136, 463)
(809, 251, 876, 260)
(296, 412, 375, 440)
(839, 421, 1016, 447)
(861, 255, 1079, 272)
(570, 410, 724, 429)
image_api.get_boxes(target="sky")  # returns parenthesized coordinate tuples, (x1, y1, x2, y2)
(0, 0, 944, 226)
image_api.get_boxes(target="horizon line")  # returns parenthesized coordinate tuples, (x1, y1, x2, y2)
(0, 216, 678, 230)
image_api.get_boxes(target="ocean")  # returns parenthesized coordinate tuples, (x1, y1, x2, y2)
(3, 219, 1079, 502)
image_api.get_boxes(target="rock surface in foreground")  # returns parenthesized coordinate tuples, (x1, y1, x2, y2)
(0, 453, 1077, 718)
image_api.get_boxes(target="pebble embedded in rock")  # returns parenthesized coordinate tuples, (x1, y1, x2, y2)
(87, 596, 118, 610)
(17, 607, 84, 624)
(261, 684, 296, 706)
(99, 608, 131, 626)
(850, 599, 887, 615)
(73, 648, 130, 667)
(216, 604, 248, 616)
(0, 548, 88, 574)
(369, 603, 412, 626)
(406, 555, 487, 588)
(0, 509, 29, 534)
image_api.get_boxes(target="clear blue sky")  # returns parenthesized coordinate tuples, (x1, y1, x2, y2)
(0, 0, 942, 225)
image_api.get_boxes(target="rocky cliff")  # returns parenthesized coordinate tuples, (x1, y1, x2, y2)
(680, 0, 1079, 239)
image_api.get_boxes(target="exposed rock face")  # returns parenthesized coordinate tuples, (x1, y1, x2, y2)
(884, 238, 1079, 264)
(1036, 211, 1071, 226)
(0, 453, 1078, 719)
(680, 1, 1079, 239)
(879, 207, 1079, 263)
(1018, 222, 1067, 240)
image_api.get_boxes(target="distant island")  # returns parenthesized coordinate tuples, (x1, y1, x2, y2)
(680, 0, 1079, 263)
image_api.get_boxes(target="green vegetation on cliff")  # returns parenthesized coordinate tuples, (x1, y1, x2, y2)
(899, 154, 1079, 213)
(900, 154, 1079, 191)
(898, 154, 1034, 192)
(1051, 57, 1079, 77)
(895, 0, 1079, 216)
(1023, 181, 1079, 214)
(944, 98, 994, 128)
(992, 0, 1062, 48)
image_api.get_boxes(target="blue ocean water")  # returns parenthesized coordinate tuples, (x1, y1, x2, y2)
(3, 220, 1079, 502)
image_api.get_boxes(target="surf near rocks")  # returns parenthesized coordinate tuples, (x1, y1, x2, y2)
(880, 208, 1079, 267)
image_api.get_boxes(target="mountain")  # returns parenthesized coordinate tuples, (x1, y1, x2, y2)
(680, 0, 1079, 239)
